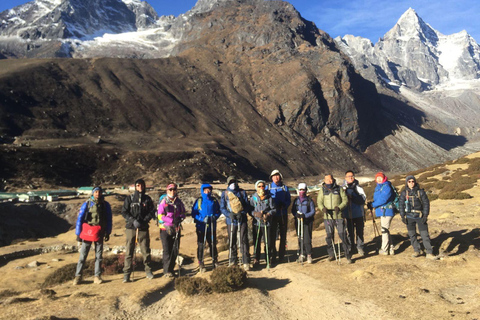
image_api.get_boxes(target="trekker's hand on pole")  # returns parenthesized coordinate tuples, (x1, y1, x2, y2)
(133, 220, 141, 229)
(104, 234, 110, 242)
(322, 207, 328, 214)
(334, 207, 340, 214)
(366, 201, 373, 210)
(76, 236, 82, 242)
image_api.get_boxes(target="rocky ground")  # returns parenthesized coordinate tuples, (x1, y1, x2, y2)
(1, 155, 480, 320)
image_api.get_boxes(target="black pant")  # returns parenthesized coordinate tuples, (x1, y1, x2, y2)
(227, 221, 250, 264)
(196, 222, 218, 264)
(346, 217, 365, 251)
(325, 219, 351, 259)
(161, 229, 181, 274)
(407, 218, 433, 254)
(252, 221, 272, 263)
(295, 218, 313, 256)
(270, 215, 288, 261)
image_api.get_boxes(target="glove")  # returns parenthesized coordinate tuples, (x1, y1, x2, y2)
(401, 216, 407, 225)
(322, 207, 328, 214)
(104, 234, 110, 242)
(421, 214, 428, 224)
(76, 236, 82, 242)
(334, 207, 340, 214)
(296, 211, 305, 219)
(173, 216, 183, 226)
(254, 211, 263, 219)
(203, 216, 210, 224)
(367, 202, 373, 210)
(133, 220, 142, 229)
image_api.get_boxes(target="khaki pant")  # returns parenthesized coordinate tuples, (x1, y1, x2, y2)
(380, 216, 393, 253)
(123, 228, 152, 275)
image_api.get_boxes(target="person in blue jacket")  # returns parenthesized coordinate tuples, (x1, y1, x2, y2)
(368, 172, 396, 255)
(191, 183, 222, 272)
(220, 176, 251, 270)
(291, 183, 315, 264)
(73, 186, 112, 285)
(342, 170, 367, 256)
(266, 169, 291, 264)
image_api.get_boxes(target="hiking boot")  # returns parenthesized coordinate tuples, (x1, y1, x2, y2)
(252, 259, 259, 266)
(307, 255, 313, 264)
(123, 274, 131, 283)
(297, 255, 304, 263)
(213, 260, 219, 269)
(94, 276, 103, 284)
(426, 253, 438, 260)
(379, 250, 388, 256)
(198, 262, 206, 273)
(164, 272, 173, 278)
(243, 264, 250, 271)
(412, 251, 422, 258)
(73, 276, 82, 285)
(327, 255, 335, 262)
(145, 271, 154, 279)
(357, 248, 365, 257)
(346, 257, 353, 264)
(389, 246, 395, 255)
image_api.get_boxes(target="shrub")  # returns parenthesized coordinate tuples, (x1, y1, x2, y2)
(175, 276, 212, 296)
(428, 194, 439, 201)
(442, 176, 450, 180)
(417, 167, 448, 182)
(438, 192, 473, 200)
(466, 158, 480, 173)
(455, 157, 470, 164)
(210, 266, 247, 293)
(433, 181, 448, 189)
(440, 176, 477, 193)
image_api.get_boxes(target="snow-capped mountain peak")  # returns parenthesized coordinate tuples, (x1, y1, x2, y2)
(335, 7, 480, 90)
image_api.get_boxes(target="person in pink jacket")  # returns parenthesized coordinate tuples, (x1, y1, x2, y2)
(157, 183, 186, 277)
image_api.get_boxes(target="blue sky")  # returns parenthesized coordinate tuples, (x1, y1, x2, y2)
(1, 0, 479, 44)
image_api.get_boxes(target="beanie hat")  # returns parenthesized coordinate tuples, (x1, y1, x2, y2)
(375, 172, 385, 180)
(92, 186, 102, 194)
(269, 169, 283, 180)
(255, 180, 266, 189)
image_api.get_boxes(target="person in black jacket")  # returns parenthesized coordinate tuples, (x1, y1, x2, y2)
(122, 179, 156, 282)
(399, 175, 437, 260)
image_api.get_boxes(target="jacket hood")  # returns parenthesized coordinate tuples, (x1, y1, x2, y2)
(201, 183, 213, 193)
(405, 175, 417, 189)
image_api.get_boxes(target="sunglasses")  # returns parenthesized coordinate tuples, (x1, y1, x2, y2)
(167, 188, 177, 191)
(407, 180, 415, 183)
(257, 185, 265, 188)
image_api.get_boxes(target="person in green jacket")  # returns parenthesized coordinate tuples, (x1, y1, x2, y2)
(317, 174, 352, 263)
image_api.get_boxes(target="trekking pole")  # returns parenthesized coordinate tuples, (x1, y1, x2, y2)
(133, 228, 138, 281)
(264, 223, 270, 270)
(254, 219, 261, 263)
(201, 219, 208, 272)
(370, 208, 380, 238)
(281, 208, 290, 263)
(297, 217, 301, 262)
(228, 216, 235, 266)
(300, 217, 304, 266)
(212, 219, 216, 267)
(238, 216, 243, 267)
(330, 220, 338, 263)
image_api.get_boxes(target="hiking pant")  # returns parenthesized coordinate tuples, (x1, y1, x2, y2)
(270, 214, 288, 261)
(123, 228, 152, 275)
(407, 218, 433, 254)
(196, 222, 218, 264)
(76, 239, 103, 277)
(324, 219, 351, 258)
(380, 216, 394, 253)
(227, 221, 250, 265)
(161, 229, 181, 274)
(295, 219, 313, 256)
(346, 217, 365, 251)
(252, 222, 272, 263)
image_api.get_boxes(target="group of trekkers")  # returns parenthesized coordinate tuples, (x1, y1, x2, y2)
(72, 170, 436, 284)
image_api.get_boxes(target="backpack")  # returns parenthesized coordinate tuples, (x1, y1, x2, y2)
(227, 191, 244, 214)
(391, 186, 400, 213)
